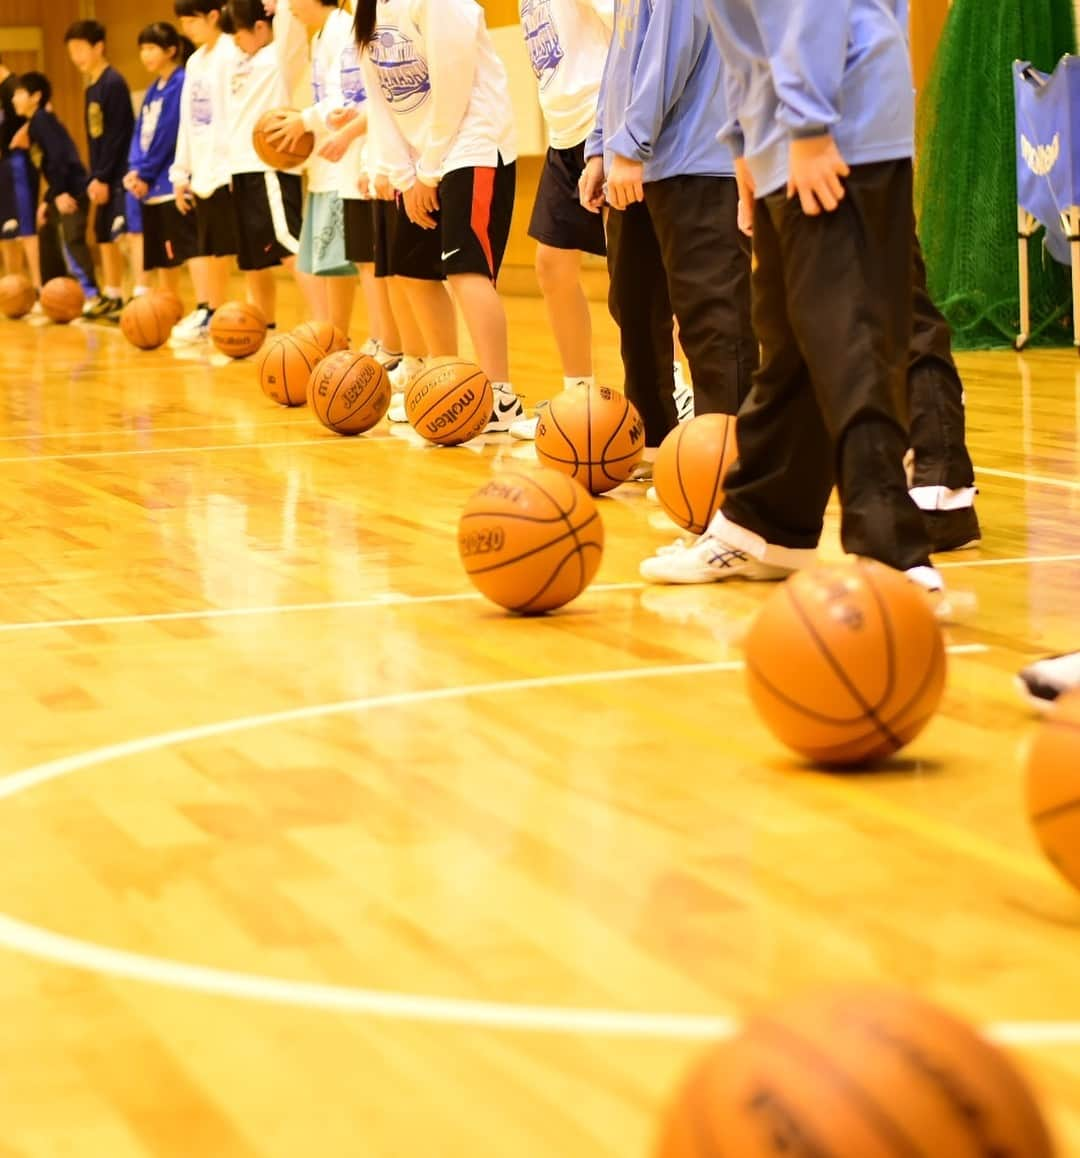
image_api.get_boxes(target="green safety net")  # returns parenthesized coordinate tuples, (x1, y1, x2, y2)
(915, 0, 1077, 347)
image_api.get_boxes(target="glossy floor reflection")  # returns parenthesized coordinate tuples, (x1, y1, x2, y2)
(0, 296, 1079, 1156)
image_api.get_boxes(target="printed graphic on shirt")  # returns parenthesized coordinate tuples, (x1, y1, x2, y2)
(231, 56, 254, 97)
(88, 101, 104, 140)
(370, 27, 431, 114)
(190, 80, 213, 128)
(520, 0, 564, 91)
(340, 42, 367, 107)
(140, 95, 164, 152)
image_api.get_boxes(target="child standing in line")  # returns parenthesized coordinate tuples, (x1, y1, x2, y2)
(353, 0, 525, 432)
(642, 0, 940, 592)
(0, 54, 42, 289)
(510, 0, 613, 440)
(124, 22, 198, 298)
(169, 0, 239, 343)
(11, 73, 99, 303)
(64, 20, 135, 318)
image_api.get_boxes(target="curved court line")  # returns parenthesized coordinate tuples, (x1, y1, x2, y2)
(4, 644, 1071, 1049)
(0, 583, 647, 635)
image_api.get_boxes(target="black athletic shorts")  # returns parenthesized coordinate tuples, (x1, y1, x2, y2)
(232, 170, 302, 271)
(142, 199, 198, 270)
(528, 143, 606, 256)
(343, 197, 375, 264)
(193, 184, 238, 259)
(373, 196, 443, 281)
(92, 179, 128, 244)
(439, 156, 516, 280)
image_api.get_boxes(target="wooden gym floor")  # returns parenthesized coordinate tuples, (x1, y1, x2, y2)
(0, 288, 1079, 1156)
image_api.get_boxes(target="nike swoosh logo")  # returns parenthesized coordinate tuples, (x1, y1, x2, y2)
(441, 249, 461, 261)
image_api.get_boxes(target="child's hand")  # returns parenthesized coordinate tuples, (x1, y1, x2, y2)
(263, 0, 276, 13)
(55, 193, 78, 215)
(605, 154, 644, 211)
(787, 135, 850, 216)
(10, 124, 30, 150)
(87, 179, 109, 206)
(734, 157, 755, 237)
(327, 107, 359, 131)
(357, 173, 371, 198)
(578, 155, 606, 213)
(318, 129, 353, 163)
(130, 177, 149, 200)
(174, 182, 193, 214)
(403, 181, 438, 230)
(374, 174, 393, 201)
(265, 110, 309, 152)
(36, 202, 48, 229)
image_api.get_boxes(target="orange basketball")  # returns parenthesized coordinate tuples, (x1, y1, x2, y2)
(535, 383, 644, 493)
(119, 294, 176, 350)
(209, 301, 268, 359)
(40, 277, 85, 324)
(458, 468, 604, 614)
(654, 413, 738, 534)
(406, 359, 493, 446)
(257, 334, 323, 407)
(656, 987, 1055, 1158)
(307, 349, 391, 434)
(0, 273, 36, 319)
(1025, 689, 1080, 894)
(744, 560, 946, 766)
(252, 108, 315, 172)
(293, 320, 349, 357)
(153, 289, 185, 326)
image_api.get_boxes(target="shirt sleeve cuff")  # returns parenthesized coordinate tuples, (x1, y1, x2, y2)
(606, 127, 648, 163)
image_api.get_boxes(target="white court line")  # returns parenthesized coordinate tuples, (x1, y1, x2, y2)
(0, 647, 1043, 1050)
(939, 553, 1080, 570)
(977, 466, 1080, 492)
(0, 436, 356, 466)
(0, 418, 308, 444)
(0, 583, 646, 634)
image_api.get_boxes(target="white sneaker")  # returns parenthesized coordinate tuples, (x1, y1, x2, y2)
(171, 307, 210, 344)
(641, 534, 796, 584)
(1016, 650, 1080, 712)
(510, 399, 550, 441)
(388, 392, 408, 424)
(389, 356, 425, 393)
(485, 384, 526, 434)
(674, 363, 694, 424)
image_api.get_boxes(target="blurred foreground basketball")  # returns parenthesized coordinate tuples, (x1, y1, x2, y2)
(257, 333, 323, 407)
(406, 359, 492, 445)
(654, 413, 738, 533)
(745, 560, 946, 766)
(535, 383, 644, 493)
(119, 294, 176, 350)
(458, 468, 604, 614)
(656, 987, 1055, 1158)
(307, 350, 390, 434)
(154, 289, 184, 327)
(293, 319, 349, 358)
(0, 273, 36, 319)
(209, 301, 268, 359)
(252, 108, 314, 171)
(40, 277, 84, 324)
(1025, 689, 1080, 894)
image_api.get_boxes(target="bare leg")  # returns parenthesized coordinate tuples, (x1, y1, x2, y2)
(388, 276, 427, 356)
(0, 240, 24, 277)
(128, 233, 152, 293)
(206, 256, 231, 310)
(401, 277, 457, 356)
(19, 235, 41, 289)
(158, 265, 182, 295)
(534, 243, 592, 378)
(245, 267, 278, 326)
(98, 240, 126, 296)
(447, 273, 509, 382)
(325, 274, 357, 337)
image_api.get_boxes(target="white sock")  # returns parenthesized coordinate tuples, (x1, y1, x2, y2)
(132, 285, 151, 298)
(564, 375, 594, 391)
(104, 286, 123, 300)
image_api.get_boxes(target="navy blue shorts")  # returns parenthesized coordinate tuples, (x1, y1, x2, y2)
(0, 151, 40, 240)
(126, 190, 144, 235)
(92, 180, 129, 244)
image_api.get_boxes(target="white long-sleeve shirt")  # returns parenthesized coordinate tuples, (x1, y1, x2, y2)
(299, 7, 356, 194)
(169, 33, 237, 197)
(519, 0, 613, 150)
(226, 5, 308, 175)
(359, 0, 517, 191)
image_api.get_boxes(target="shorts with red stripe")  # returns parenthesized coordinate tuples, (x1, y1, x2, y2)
(438, 155, 516, 281)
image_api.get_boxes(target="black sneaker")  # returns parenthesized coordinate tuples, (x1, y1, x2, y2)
(922, 505, 981, 553)
(1017, 651, 1080, 712)
(83, 295, 124, 321)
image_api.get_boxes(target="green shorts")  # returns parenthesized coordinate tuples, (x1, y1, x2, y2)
(298, 190, 356, 277)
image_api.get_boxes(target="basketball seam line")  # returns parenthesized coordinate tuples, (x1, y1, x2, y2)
(745, 656, 883, 728)
(702, 419, 730, 534)
(859, 564, 900, 715)
(598, 394, 632, 483)
(512, 474, 587, 611)
(410, 370, 488, 429)
(544, 402, 581, 470)
(1031, 799, 1080, 825)
(464, 511, 601, 576)
(754, 1018, 928, 1158)
(784, 582, 905, 751)
(673, 422, 694, 528)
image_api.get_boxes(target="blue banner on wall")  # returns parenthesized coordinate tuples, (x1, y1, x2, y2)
(1014, 56, 1080, 265)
